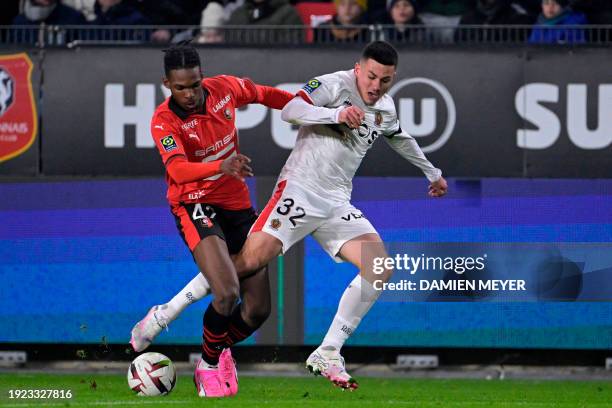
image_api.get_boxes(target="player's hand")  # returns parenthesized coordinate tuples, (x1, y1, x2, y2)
(221, 154, 253, 182)
(428, 177, 448, 197)
(338, 106, 365, 129)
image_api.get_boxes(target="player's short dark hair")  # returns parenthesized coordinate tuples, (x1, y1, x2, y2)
(163, 43, 201, 77)
(361, 41, 398, 67)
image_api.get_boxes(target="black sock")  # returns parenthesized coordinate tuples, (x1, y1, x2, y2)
(201, 303, 230, 366)
(226, 305, 257, 347)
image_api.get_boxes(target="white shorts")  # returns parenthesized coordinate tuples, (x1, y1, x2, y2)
(250, 179, 377, 262)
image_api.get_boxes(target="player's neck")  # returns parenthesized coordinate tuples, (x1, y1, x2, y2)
(169, 91, 207, 120)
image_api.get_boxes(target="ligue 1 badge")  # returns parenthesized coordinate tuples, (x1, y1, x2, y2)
(224, 108, 232, 120)
(160, 135, 178, 152)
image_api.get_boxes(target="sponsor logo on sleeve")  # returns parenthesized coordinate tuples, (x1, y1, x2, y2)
(160, 135, 178, 152)
(302, 79, 321, 95)
(213, 94, 231, 113)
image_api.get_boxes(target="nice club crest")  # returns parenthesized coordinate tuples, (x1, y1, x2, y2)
(0, 53, 37, 163)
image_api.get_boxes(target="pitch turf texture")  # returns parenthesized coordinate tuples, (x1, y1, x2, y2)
(0, 374, 609, 407)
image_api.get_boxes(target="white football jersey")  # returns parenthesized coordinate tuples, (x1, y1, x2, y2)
(279, 69, 441, 203)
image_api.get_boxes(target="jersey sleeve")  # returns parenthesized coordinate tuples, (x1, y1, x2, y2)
(295, 73, 338, 107)
(281, 96, 343, 125)
(222, 75, 259, 107)
(382, 108, 442, 182)
(151, 113, 185, 165)
(380, 103, 402, 138)
(383, 117, 402, 139)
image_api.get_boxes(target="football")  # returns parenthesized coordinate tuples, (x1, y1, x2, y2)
(127, 352, 177, 396)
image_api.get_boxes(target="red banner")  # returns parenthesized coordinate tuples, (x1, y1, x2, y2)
(0, 53, 37, 163)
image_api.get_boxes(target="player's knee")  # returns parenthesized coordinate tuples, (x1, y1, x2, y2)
(362, 264, 393, 284)
(241, 256, 265, 275)
(213, 287, 239, 314)
(235, 254, 258, 277)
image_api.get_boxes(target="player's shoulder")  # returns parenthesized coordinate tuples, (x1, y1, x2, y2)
(375, 94, 399, 132)
(378, 94, 397, 116)
(315, 69, 353, 87)
(205, 74, 236, 84)
(203, 75, 232, 93)
(303, 70, 353, 99)
(153, 98, 170, 114)
(205, 75, 249, 91)
(152, 99, 176, 124)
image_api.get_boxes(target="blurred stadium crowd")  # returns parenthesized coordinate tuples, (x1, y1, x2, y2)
(1, 0, 611, 45)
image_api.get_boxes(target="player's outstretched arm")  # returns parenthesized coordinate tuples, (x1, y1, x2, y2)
(384, 131, 447, 197)
(281, 97, 347, 126)
(253, 84, 294, 110)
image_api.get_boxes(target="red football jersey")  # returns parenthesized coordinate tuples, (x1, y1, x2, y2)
(151, 75, 258, 209)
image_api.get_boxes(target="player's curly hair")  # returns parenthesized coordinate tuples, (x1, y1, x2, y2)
(163, 42, 201, 76)
(362, 41, 398, 67)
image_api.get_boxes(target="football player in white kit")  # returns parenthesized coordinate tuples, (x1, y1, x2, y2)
(131, 41, 447, 390)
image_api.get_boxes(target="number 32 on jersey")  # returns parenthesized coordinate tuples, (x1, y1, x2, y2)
(276, 198, 305, 227)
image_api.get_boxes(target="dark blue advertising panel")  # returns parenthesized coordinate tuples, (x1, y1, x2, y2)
(1, 177, 611, 349)
(304, 178, 612, 349)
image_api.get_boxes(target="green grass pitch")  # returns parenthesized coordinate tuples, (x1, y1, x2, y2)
(0, 373, 609, 407)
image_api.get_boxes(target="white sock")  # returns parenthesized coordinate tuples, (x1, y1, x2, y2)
(158, 273, 211, 322)
(197, 358, 217, 370)
(320, 275, 380, 354)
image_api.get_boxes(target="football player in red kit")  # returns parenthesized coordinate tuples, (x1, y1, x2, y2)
(131, 44, 293, 398)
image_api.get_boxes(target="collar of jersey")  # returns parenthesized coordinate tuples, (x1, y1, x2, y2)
(169, 87, 209, 120)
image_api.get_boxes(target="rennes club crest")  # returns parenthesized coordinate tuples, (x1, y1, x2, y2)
(0, 53, 37, 163)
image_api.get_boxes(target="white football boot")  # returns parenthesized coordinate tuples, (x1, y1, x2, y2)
(306, 347, 358, 390)
(130, 305, 169, 352)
